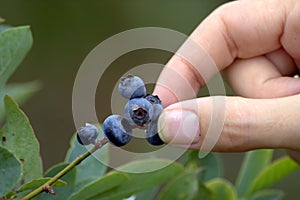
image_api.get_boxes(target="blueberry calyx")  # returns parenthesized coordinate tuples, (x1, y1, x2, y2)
(145, 94, 162, 105)
(133, 107, 147, 121)
(124, 98, 152, 127)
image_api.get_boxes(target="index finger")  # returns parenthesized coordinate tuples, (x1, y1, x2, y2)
(154, 0, 299, 106)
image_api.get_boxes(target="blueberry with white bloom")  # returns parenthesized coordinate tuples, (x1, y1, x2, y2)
(77, 123, 99, 145)
(146, 121, 164, 146)
(124, 98, 152, 127)
(145, 94, 163, 121)
(118, 75, 146, 99)
(102, 115, 132, 146)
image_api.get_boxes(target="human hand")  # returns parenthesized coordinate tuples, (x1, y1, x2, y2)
(153, 0, 300, 162)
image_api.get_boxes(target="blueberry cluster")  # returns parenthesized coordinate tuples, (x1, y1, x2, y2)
(76, 75, 164, 147)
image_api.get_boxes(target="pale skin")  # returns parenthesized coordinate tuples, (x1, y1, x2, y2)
(154, 0, 300, 163)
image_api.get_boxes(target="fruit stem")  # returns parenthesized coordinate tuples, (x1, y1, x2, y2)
(21, 138, 108, 200)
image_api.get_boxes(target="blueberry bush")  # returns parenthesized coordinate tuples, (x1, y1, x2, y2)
(0, 23, 299, 200)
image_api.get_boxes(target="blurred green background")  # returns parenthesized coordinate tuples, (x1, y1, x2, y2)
(0, 0, 299, 199)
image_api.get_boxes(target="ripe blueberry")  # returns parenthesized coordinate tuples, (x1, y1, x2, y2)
(124, 98, 152, 127)
(118, 74, 146, 99)
(150, 104, 163, 121)
(102, 115, 132, 147)
(145, 94, 163, 121)
(145, 94, 162, 105)
(77, 123, 99, 145)
(146, 121, 164, 146)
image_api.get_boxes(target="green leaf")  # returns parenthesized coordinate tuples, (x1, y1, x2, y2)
(4, 81, 41, 104)
(0, 25, 11, 34)
(69, 172, 128, 200)
(65, 130, 108, 190)
(0, 26, 33, 91)
(236, 150, 273, 197)
(0, 24, 12, 33)
(0, 81, 41, 121)
(191, 181, 217, 200)
(206, 178, 237, 200)
(156, 171, 198, 200)
(94, 159, 184, 200)
(249, 190, 284, 200)
(247, 156, 298, 196)
(18, 178, 67, 192)
(185, 151, 223, 182)
(0, 96, 42, 182)
(37, 163, 77, 200)
(0, 146, 22, 196)
(135, 187, 159, 200)
(117, 158, 182, 172)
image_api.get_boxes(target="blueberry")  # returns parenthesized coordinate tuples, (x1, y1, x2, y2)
(145, 94, 163, 121)
(77, 123, 99, 145)
(118, 74, 146, 99)
(102, 115, 132, 146)
(146, 121, 164, 146)
(124, 98, 152, 127)
(149, 104, 163, 121)
(145, 94, 162, 105)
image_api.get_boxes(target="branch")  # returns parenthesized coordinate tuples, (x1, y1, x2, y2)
(21, 138, 108, 200)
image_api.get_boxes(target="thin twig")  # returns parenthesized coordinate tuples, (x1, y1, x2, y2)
(21, 138, 108, 200)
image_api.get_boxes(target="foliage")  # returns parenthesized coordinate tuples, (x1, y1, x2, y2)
(0, 24, 299, 200)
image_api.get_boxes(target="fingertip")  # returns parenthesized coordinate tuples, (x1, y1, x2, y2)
(157, 107, 200, 145)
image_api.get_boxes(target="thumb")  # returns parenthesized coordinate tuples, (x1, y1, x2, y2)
(158, 95, 300, 152)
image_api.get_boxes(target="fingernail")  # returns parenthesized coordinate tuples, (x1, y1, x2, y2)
(158, 109, 200, 144)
